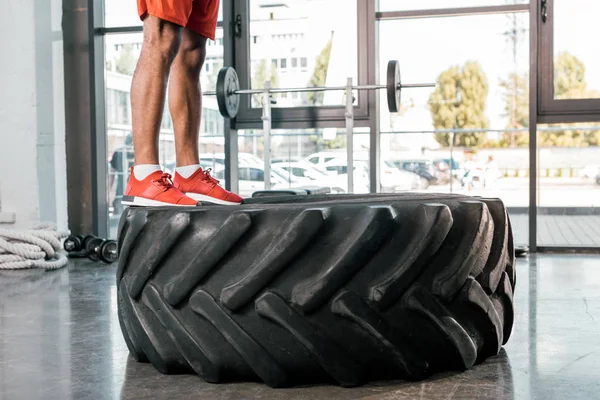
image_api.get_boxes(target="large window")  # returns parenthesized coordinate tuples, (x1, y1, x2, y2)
(248, 0, 358, 108)
(378, 11, 530, 246)
(104, 0, 141, 28)
(87, 0, 600, 250)
(553, 1, 600, 100)
(378, 0, 528, 12)
(103, 0, 223, 28)
(539, 0, 600, 120)
(231, 0, 371, 129)
(534, 0, 600, 248)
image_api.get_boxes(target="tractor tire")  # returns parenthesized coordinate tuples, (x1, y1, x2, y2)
(116, 193, 515, 387)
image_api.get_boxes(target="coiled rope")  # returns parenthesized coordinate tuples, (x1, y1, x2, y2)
(0, 223, 70, 270)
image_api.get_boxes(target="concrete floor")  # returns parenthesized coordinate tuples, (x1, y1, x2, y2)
(1, 254, 599, 399)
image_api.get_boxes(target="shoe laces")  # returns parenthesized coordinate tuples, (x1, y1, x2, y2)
(151, 173, 175, 191)
(201, 168, 220, 186)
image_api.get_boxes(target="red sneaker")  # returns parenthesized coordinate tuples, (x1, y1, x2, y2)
(122, 169, 199, 207)
(173, 168, 243, 206)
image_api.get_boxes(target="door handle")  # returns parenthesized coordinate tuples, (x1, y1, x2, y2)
(541, 0, 548, 23)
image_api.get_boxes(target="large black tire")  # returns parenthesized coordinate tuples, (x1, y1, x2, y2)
(116, 193, 515, 387)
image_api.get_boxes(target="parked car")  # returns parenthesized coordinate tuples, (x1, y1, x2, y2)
(273, 160, 346, 193)
(387, 158, 455, 187)
(581, 165, 600, 179)
(308, 154, 423, 192)
(380, 167, 424, 191)
(197, 152, 263, 168)
(319, 159, 371, 193)
(321, 158, 425, 193)
(433, 158, 463, 181)
(271, 156, 303, 164)
(213, 164, 320, 198)
(305, 151, 348, 169)
(386, 159, 435, 187)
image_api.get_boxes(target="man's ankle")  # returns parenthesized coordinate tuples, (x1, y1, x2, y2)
(133, 164, 162, 180)
(175, 164, 202, 179)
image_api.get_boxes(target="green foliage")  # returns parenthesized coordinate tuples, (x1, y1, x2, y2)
(323, 133, 346, 150)
(499, 72, 529, 147)
(206, 60, 223, 92)
(308, 36, 333, 105)
(539, 124, 600, 147)
(538, 52, 600, 147)
(251, 59, 279, 107)
(554, 51, 587, 99)
(501, 71, 528, 124)
(115, 44, 137, 76)
(305, 36, 336, 149)
(252, 59, 279, 88)
(495, 52, 600, 148)
(428, 61, 489, 148)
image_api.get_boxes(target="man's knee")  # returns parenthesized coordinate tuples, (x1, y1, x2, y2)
(179, 33, 208, 73)
(143, 16, 182, 64)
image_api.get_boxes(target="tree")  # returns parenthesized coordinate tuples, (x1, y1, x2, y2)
(205, 60, 223, 92)
(307, 35, 333, 105)
(554, 51, 587, 99)
(115, 44, 137, 76)
(495, 52, 600, 148)
(251, 59, 279, 107)
(428, 61, 489, 147)
(499, 72, 529, 147)
(539, 52, 600, 146)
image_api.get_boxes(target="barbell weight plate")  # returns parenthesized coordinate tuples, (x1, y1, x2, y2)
(216, 67, 240, 119)
(387, 60, 401, 113)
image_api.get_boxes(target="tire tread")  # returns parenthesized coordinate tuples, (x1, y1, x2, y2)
(117, 194, 516, 387)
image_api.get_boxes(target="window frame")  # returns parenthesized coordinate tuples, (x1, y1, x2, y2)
(230, 0, 373, 130)
(537, 0, 600, 123)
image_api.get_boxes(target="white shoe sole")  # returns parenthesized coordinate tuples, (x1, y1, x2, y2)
(185, 193, 241, 206)
(121, 196, 200, 207)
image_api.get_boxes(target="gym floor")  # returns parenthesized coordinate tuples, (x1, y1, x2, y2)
(1, 254, 599, 400)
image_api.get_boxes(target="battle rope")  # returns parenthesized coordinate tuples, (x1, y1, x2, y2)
(0, 223, 70, 270)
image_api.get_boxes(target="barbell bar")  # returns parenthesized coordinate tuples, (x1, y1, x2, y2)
(233, 83, 435, 95)
(204, 60, 436, 119)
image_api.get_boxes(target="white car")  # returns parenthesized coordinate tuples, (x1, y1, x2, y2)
(320, 159, 371, 194)
(273, 161, 346, 193)
(382, 167, 424, 191)
(321, 157, 421, 193)
(580, 165, 600, 179)
(305, 151, 350, 170)
(198, 152, 263, 169)
(213, 164, 307, 198)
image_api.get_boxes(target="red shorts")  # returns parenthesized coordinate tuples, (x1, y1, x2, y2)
(137, 0, 220, 40)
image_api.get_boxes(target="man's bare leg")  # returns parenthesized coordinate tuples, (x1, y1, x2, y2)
(168, 28, 207, 168)
(130, 15, 182, 166)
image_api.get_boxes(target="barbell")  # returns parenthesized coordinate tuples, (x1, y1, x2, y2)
(204, 60, 435, 119)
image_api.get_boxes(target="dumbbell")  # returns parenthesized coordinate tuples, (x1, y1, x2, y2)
(63, 234, 96, 253)
(64, 234, 118, 264)
(85, 237, 118, 264)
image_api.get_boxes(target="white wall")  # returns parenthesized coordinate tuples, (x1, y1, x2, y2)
(0, 0, 67, 231)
